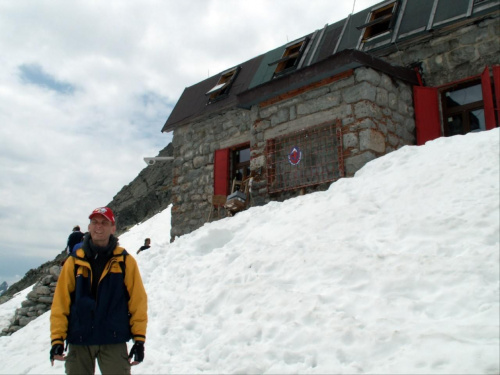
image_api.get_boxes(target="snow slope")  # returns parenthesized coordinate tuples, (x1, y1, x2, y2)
(0, 129, 498, 374)
(0, 286, 32, 330)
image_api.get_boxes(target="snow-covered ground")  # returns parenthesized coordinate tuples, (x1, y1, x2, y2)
(0, 286, 32, 330)
(0, 129, 498, 374)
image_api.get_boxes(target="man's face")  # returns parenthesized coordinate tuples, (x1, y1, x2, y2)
(88, 214, 116, 246)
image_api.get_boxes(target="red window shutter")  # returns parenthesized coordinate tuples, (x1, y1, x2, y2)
(213, 148, 230, 196)
(413, 86, 441, 145)
(492, 65, 500, 126)
(481, 66, 496, 130)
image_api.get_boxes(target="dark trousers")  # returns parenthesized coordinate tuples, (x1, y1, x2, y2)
(65, 343, 131, 375)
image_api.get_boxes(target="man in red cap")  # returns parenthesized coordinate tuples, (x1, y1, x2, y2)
(50, 207, 148, 374)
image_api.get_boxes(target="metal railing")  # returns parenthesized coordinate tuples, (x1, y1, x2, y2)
(265, 119, 344, 193)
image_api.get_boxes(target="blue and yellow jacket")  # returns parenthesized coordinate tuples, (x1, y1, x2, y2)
(50, 246, 147, 346)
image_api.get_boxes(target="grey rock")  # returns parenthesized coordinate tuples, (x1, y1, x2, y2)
(41, 275, 53, 285)
(38, 296, 54, 304)
(49, 266, 61, 279)
(21, 300, 36, 308)
(19, 316, 36, 327)
(34, 286, 51, 295)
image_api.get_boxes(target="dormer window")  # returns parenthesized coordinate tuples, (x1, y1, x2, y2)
(206, 66, 240, 103)
(357, 1, 397, 41)
(269, 37, 308, 78)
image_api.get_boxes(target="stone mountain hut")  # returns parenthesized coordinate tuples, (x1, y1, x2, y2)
(160, 0, 499, 241)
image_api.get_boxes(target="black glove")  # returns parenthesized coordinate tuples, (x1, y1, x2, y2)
(50, 344, 64, 362)
(128, 341, 145, 363)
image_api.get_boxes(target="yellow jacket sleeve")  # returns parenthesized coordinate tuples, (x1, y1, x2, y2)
(50, 257, 76, 345)
(124, 255, 148, 342)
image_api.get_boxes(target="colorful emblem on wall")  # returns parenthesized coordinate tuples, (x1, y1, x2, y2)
(288, 146, 302, 166)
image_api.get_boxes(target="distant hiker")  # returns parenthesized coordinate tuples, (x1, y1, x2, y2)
(65, 225, 84, 255)
(70, 232, 88, 254)
(50, 206, 148, 374)
(136, 238, 151, 255)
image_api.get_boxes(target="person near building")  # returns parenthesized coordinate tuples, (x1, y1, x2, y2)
(136, 238, 151, 255)
(50, 207, 148, 374)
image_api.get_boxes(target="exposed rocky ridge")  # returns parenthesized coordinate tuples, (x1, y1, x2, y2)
(108, 142, 173, 235)
(0, 251, 66, 335)
(0, 282, 7, 296)
(1, 263, 62, 336)
(0, 251, 67, 302)
(0, 142, 174, 333)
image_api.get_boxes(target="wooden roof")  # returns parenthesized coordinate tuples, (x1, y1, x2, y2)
(162, 0, 499, 132)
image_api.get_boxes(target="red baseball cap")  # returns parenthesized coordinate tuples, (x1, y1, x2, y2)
(89, 207, 115, 225)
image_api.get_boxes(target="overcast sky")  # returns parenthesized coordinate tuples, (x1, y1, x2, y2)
(0, 0, 382, 284)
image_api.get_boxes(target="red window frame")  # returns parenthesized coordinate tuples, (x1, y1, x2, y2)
(493, 65, 500, 122)
(213, 148, 230, 197)
(414, 86, 441, 145)
(413, 66, 498, 145)
(481, 66, 495, 130)
(213, 142, 250, 198)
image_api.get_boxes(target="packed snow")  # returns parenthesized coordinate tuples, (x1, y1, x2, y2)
(0, 129, 498, 374)
(0, 286, 32, 330)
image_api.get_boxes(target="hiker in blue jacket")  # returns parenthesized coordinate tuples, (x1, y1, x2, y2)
(136, 238, 151, 254)
(65, 226, 84, 255)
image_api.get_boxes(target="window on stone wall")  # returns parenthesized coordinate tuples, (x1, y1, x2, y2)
(231, 144, 250, 188)
(213, 143, 251, 197)
(268, 37, 309, 78)
(441, 79, 486, 136)
(206, 66, 240, 103)
(414, 66, 497, 145)
(265, 121, 344, 194)
(357, 1, 397, 41)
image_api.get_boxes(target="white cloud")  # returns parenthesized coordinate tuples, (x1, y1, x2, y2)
(0, 0, 381, 280)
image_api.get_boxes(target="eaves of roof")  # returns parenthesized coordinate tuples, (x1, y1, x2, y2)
(161, 54, 264, 133)
(237, 49, 419, 109)
(161, 0, 499, 133)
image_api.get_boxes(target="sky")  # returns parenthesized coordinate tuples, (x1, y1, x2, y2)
(0, 0, 384, 284)
(0, 129, 498, 374)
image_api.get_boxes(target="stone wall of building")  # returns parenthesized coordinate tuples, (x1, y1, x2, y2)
(170, 66, 415, 239)
(249, 67, 415, 205)
(170, 109, 252, 240)
(169, 11, 498, 241)
(379, 15, 499, 86)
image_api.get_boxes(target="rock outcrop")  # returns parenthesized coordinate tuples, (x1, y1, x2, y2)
(1, 265, 61, 336)
(0, 252, 66, 336)
(0, 251, 67, 302)
(108, 142, 173, 235)
(0, 281, 7, 296)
